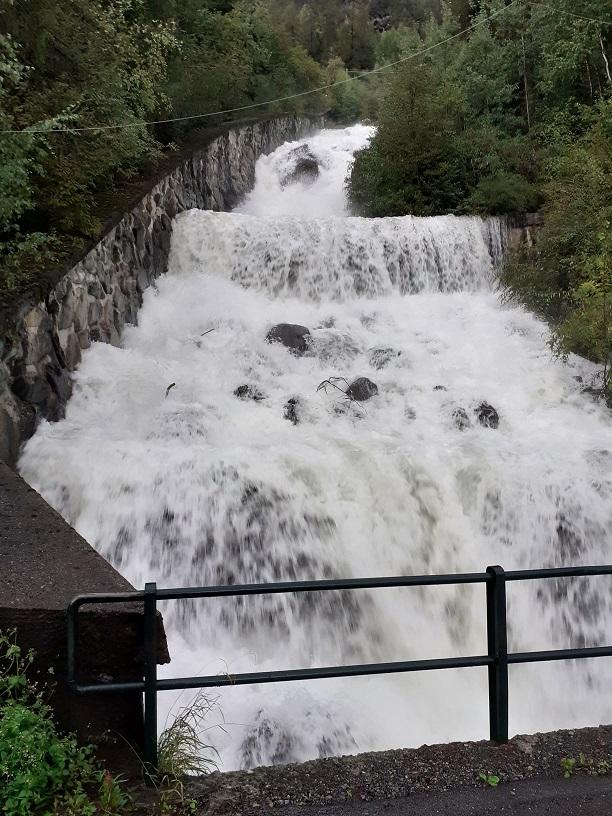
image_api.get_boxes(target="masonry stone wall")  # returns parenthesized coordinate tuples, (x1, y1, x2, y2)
(0, 116, 321, 464)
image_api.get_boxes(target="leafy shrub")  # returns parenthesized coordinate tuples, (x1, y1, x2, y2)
(0, 630, 131, 816)
(464, 173, 540, 215)
(0, 699, 99, 816)
(501, 100, 612, 398)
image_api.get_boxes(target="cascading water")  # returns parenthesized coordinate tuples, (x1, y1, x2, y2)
(19, 125, 612, 770)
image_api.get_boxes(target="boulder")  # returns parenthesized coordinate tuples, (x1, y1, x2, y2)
(292, 156, 319, 183)
(474, 402, 499, 429)
(234, 385, 266, 402)
(369, 348, 401, 370)
(346, 377, 379, 402)
(283, 397, 300, 425)
(266, 324, 311, 356)
(283, 145, 320, 186)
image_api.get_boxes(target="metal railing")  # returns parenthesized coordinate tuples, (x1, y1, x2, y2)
(67, 564, 612, 781)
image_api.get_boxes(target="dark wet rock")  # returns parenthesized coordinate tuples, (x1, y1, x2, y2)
(474, 402, 499, 429)
(293, 156, 319, 183)
(452, 407, 471, 431)
(369, 347, 401, 370)
(283, 145, 320, 186)
(266, 323, 311, 356)
(234, 385, 266, 402)
(581, 385, 606, 400)
(434, 385, 447, 392)
(283, 397, 301, 425)
(347, 377, 379, 402)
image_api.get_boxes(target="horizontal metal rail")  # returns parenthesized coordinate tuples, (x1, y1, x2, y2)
(66, 563, 612, 783)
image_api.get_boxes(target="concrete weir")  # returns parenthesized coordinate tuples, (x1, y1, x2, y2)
(0, 116, 322, 764)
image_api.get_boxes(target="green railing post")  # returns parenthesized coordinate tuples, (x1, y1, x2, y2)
(486, 565, 508, 742)
(143, 582, 158, 784)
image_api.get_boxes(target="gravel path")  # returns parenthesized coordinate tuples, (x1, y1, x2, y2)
(189, 725, 612, 814)
(256, 776, 612, 816)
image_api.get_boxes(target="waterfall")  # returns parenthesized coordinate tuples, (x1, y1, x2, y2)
(171, 211, 505, 298)
(19, 124, 612, 770)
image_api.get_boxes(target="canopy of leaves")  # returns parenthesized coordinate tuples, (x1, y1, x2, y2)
(348, 0, 611, 386)
(0, 0, 405, 299)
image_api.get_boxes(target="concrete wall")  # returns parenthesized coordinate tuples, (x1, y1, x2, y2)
(0, 461, 170, 770)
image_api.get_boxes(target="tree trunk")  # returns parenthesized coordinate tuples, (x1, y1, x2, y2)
(600, 32, 612, 87)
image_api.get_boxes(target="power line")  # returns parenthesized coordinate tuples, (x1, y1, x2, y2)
(1, 0, 610, 137)
(1, 0, 521, 136)
(528, 1, 612, 26)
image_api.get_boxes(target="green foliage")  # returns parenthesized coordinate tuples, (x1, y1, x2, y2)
(561, 753, 612, 779)
(501, 100, 612, 396)
(347, 0, 611, 385)
(350, 0, 612, 219)
(465, 173, 540, 215)
(560, 756, 576, 778)
(157, 691, 220, 781)
(0, 630, 132, 816)
(351, 45, 469, 216)
(478, 771, 501, 787)
(325, 57, 380, 123)
(1, 0, 403, 300)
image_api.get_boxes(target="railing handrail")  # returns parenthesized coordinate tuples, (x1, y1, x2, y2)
(66, 563, 612, 784)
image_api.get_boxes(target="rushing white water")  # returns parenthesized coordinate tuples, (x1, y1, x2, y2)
(19, 125, 612, 770)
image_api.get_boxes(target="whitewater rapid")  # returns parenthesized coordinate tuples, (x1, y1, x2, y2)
(19, 125, 612, 769)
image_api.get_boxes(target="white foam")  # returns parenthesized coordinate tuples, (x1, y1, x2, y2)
(19, 125, 612, 770)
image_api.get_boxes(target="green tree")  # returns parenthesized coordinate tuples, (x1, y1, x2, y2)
(502, 100, 612, 394)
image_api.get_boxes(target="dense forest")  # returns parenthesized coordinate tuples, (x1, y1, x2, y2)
(349, 0, 611, 397)
(0, 0, 392, 300)
(0, 0, 610, 394)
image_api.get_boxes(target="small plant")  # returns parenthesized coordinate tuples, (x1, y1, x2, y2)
(560, 757, 577, 778)
(157, 691, 221, 781)
(152, 690, 223, 814)
(98, 770, 133, 815)
(478, 771, 500, 787)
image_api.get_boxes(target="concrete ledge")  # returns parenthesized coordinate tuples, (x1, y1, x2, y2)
(189, 725, 612, 814)
(0, 462, 169, 771)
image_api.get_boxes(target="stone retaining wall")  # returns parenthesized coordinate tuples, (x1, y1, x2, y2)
(0, 115, 321, 465)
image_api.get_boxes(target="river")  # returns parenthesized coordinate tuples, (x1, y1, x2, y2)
(19, 125, 612, 770)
